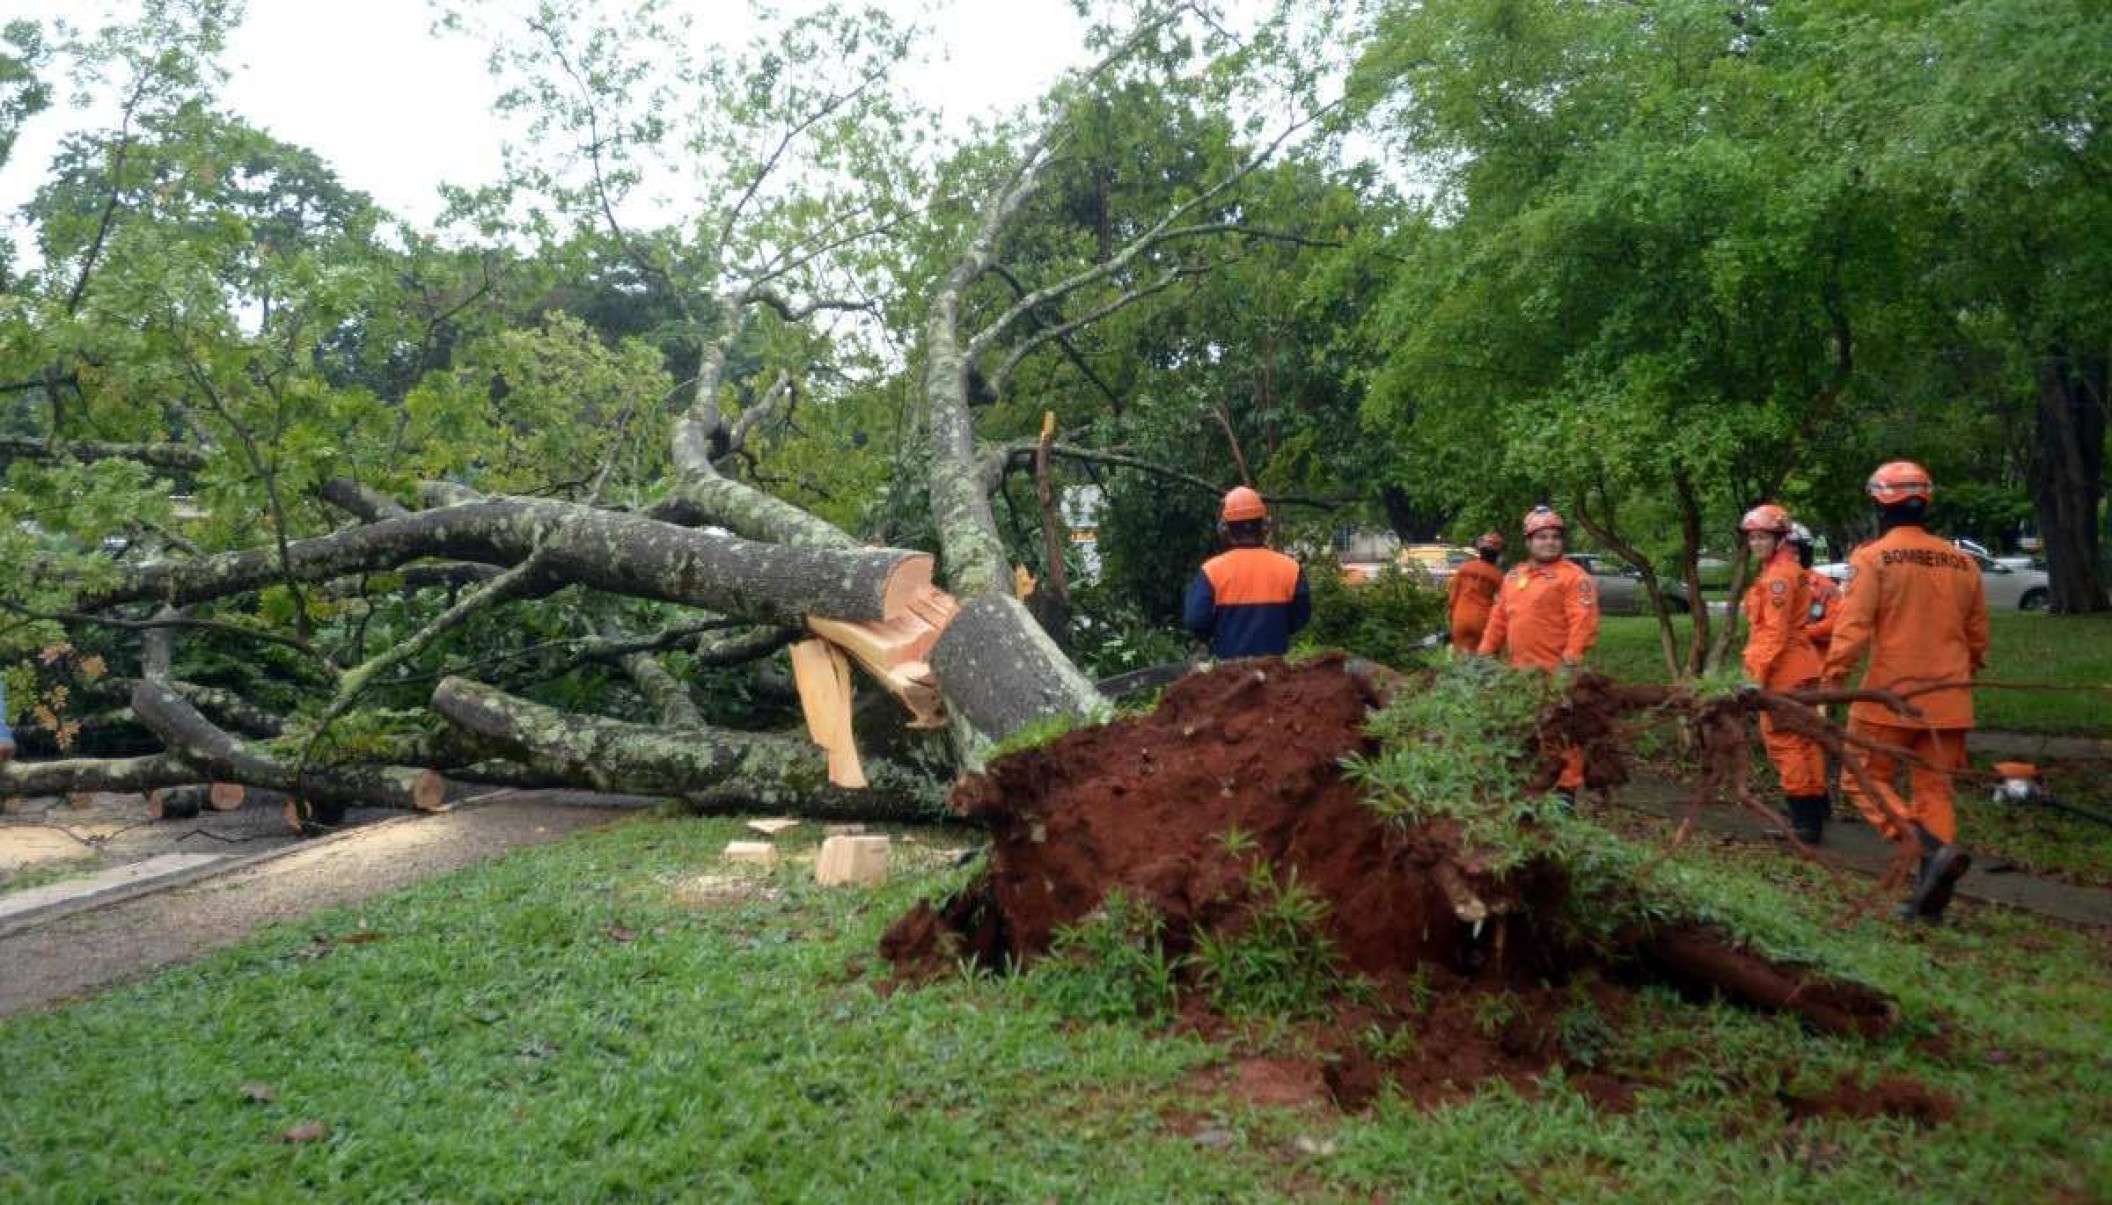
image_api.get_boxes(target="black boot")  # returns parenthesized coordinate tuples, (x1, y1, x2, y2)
(1902, 825, 1970, 924)
(1786, 795, 1828, 846)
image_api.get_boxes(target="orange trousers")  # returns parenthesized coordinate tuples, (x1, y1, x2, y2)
(1759, 711, 1827, 797)
(1556, 747, 1583, 793)
(1841, 720, 1967, 844)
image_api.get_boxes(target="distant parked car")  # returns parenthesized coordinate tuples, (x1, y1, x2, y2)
(1952, 538, 2036, 572)
(1565, 554, 1693, 615)
(1397, 543, 1471, 584)
(1815, 553, 2050, 612)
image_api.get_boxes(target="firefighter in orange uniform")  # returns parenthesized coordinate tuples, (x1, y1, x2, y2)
(1739, 505, 1829, 844)
(1820, 461, 1987, 924)
(1788, 524, 1840, 656)
(1477, 507, 1599, 799)
(1446, 532, 1506, 652)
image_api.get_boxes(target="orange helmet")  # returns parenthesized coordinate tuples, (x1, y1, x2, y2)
(1739, 503, 1792, 534)
(1219, 485, 1268, 523)
(1866, 461, 1933, 506)
(1522, 506, 1565, 537)
(1473, 531, 1504, 553)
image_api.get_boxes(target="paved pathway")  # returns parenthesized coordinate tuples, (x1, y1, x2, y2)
(1614, 777, 2112, 928)
(0, 791, 647, 1018)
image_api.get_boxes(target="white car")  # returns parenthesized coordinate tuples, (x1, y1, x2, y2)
(1953, 538, 2036, 573)
(1815, 552, 2051, 612)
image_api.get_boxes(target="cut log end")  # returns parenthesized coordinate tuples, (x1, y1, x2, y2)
(208, 781, 247, 811)
(148, 785, 211, 821)
(412, 769, 449, 813)
(879, 553, 938, 619)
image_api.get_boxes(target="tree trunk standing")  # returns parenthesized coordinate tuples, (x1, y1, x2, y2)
(1569, 493, 1683, 678)
(1379, 484, 1454, 544)
(1673, 472, 1715, 675)
(2032, 349, 2109, 613)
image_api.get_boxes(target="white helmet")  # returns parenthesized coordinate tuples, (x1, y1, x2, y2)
(1788, 523, 1814, 546)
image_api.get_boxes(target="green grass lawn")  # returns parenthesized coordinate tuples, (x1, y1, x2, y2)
(1591, 613, 2112, 736)
(3, 816, 2109, 1201)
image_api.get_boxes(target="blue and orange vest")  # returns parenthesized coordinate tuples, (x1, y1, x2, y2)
(1182, 546, 1312, 658)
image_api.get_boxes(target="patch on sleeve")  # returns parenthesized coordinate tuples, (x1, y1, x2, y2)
(1769, 579, 1787, 595)
(1576, 578, 1596, 606)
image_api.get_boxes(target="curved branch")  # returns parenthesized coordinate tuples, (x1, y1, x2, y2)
(317, 477, 410, 523)
(129, 682, 445, 827)
(70, 497, 930, 626)
(431, 676, 942, 821)
(0, 435, 208, 472)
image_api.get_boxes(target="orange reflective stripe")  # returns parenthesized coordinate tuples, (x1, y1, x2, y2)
(1202, 548, 1302, 605)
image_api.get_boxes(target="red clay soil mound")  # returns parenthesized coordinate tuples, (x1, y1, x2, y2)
(881, 655, 1903, 1110)
(891, 654, 1568, 983)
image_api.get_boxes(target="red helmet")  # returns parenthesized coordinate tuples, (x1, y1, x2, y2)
(1522, 506, 1565, 537)
(1472, 531, 1504, 553)
(1739, 503, 1792, 534)
(1866, 461, 1933, 506)
(1219, 486, 1268, 523)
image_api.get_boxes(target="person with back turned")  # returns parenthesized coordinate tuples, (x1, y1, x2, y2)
(1820, 461, 1986, 924)
(1447, 532, 1506, 653)
(1182, 487, 1311, 658)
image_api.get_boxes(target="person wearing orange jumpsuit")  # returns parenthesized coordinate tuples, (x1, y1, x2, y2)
(1478, 507, 1599, 799)
(1787, 525, 1840, 657)
(1821, 461, 1987, 924)
(1446, 532, 1506, 652)
(1738, 505, 1829, 844)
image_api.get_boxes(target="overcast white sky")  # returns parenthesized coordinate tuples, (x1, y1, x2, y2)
(0, 0, 1096, 243)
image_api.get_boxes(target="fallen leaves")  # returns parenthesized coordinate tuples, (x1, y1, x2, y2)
(277, 1121, 329, 1144)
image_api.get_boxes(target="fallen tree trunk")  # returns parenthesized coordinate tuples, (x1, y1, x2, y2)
(431, 676, 945, 822)
(147, 785, 211, 820)
(1, 752, 197, 797)
(76, 497, 936, 628)
(130, 682, 447, 829)
(930, 593, 1104, 748)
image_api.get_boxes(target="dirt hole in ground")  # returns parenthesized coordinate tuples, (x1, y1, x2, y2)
(883, 656, 1928, 1115)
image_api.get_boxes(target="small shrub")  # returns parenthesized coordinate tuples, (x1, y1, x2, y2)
(1295, 553, 1448, 669)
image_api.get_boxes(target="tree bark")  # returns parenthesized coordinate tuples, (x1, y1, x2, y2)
(75, 497, 935, 628)
(1, 752, 197, 798)
(430, 676, 943, 821)
(0, 435, 209, 472)
(129, 682, 445, 828)
(2032, 348, 2109, 613)
(930, 593, 1104, 748)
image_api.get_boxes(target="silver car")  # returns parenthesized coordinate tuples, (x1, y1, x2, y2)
(1814, 552, 2050, 612)
(1564, 554, 1695, 615)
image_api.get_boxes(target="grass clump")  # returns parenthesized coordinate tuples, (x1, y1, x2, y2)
(1023, 890, 1181, 1025)
(1348, 658, 1572, 873)
(1191, 864, 1349, 1021)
